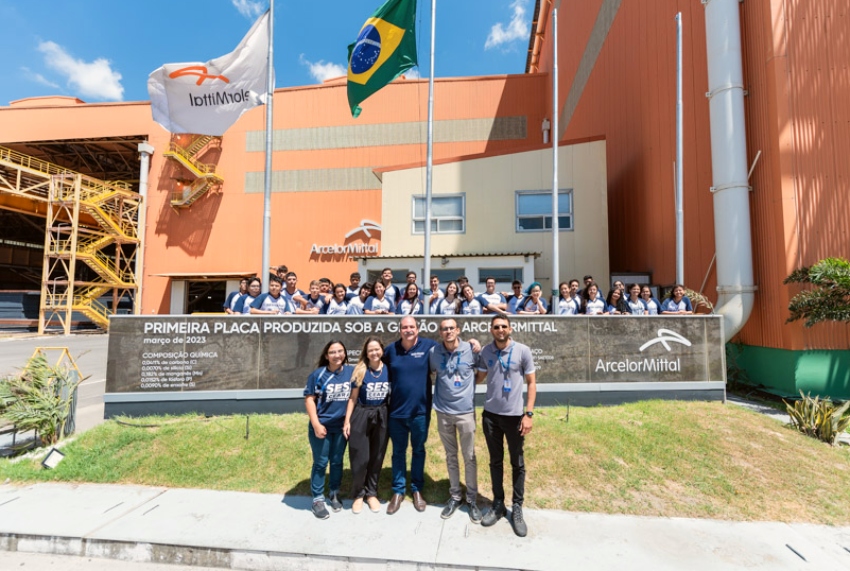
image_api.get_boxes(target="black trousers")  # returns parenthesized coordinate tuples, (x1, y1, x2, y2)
(348, 403, 389, 499)
(482, 409, 525, 506)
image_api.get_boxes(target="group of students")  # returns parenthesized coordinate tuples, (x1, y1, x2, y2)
(223, 267, 695, 317)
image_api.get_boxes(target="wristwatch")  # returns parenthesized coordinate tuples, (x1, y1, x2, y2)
(525, 411, 534, 418)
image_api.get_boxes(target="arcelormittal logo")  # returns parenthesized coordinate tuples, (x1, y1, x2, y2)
(169, 66, 230, 85)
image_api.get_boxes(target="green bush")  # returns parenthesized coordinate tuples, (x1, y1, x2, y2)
(0, 354, 83, 446)
(784, 391, 850, 446)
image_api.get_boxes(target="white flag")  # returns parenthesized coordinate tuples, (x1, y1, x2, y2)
(147, 11, 270, 136)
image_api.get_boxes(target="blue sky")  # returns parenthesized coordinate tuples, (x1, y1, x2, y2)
(0, 0, 533, 105)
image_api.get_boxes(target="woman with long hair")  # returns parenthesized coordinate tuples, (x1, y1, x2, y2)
(555, 280, 582, 315)
(343, 336, 390, 514)
(304, 340, 352, 519)
(605, 287, 628, 315)
(582, 282, 606, 315)
(435, 281, 461, 314)
(518, 282, 547, 314)
(460, 284, 484, 314)
(396, 282, 423, 315)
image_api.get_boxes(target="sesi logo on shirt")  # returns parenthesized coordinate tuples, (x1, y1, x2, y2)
(366, 382, 389, 400)
(324, 382, 351, 401)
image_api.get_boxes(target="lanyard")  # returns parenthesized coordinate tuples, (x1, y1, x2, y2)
(497, 346, 514, 373)
(317, 367, 340, 399)
(441, 350, 462, 376)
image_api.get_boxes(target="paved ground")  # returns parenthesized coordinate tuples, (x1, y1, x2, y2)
(1, 481, 849, 571)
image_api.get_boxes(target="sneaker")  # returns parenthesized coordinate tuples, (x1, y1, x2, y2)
(468, 501, 483, 524)
(441, 497, 462, 520)
(328, 491, 343, 512)
(481, 499, 506, 527)
(312, 500, 330, 520)
(511, 504, 527, 537)
(352, 497, 364, 514)
(366, 496, 381, 513)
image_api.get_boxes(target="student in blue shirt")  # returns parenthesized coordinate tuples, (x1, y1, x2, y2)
(434, 281, 461, 314)
(223, 278, 248, 314)
(605, 287, 628, 315)
(396, 283, 424, 315)
(364, 281, 394, 314)
(343, 336, 390, 514)
(582, 282, 607, 315)
(661, 284, 694, 314)
(304, 340, 353, 520)
(517, 282, 548, 315)
(323, 284, 350, 315)
(640, 285, 662, 315)
(625, 283, 649, 315)
(235, 277, 262, 314)
(249, 276, 293, 314)
(555, 280, 582, 315)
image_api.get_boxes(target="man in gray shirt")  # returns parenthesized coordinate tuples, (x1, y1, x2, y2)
(429, 318, 482, 523)
(475, 314, 537, 537)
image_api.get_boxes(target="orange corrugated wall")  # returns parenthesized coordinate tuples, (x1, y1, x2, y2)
(536, 0, 850, 351)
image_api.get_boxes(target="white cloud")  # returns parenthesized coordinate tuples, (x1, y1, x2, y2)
(404, 68, 420, 79)
(232, 0, 265, 19)
(21, 66, 60, 89)
(37, 41, 123, 101)
(299, 54, 346, 83)
(485, 0, 530, 50)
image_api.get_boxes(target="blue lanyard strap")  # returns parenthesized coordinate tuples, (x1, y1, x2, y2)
(317, 367, 339, 398)
(497, 346, 513, 372)
(441, 350, 462, 376)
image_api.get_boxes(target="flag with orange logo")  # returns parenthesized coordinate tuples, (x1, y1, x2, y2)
(347, 0, 417, 118)
(147, 11, 270, 135)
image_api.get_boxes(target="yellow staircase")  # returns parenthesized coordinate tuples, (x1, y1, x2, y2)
(162, 135, 223, 207)
(0, 144, 140, 333)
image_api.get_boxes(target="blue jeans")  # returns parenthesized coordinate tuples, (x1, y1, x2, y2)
(388, 414, 428, 495)
(308, 424, 347, 501)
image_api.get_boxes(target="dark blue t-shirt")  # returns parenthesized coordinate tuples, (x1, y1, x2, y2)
(355, 366, 390, 406)
(383, 337, 438, 419)
(303, 364, 353, 432)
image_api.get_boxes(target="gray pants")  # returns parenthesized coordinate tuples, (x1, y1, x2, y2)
(436, 411, 478, 503)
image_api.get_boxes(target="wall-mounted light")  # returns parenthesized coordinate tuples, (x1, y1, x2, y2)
(441, 257, 449, 267)
(542, 118, 551, 144)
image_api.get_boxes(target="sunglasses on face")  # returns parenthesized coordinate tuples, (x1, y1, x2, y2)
(492, 325, 509, 330)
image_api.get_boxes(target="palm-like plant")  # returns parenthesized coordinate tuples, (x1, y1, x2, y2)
(0, 354, 84, 446)
(784, 257, 850, 327)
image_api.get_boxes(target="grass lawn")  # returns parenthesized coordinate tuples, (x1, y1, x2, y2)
(3, 400, 849, 525)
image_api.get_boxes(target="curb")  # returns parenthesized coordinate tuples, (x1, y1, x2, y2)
(0, 533, 510, 571)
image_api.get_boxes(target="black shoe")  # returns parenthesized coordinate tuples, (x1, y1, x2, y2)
(468, 501, 483, 524)
(511, 503, 527, 537)
(441, 497, 462, 520)
(312, 500, 330, 520)
(328, 491, 343, 512)
(481, 499, 506, 527)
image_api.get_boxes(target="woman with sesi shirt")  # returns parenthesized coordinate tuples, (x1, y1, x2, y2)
(582, 282, 607, 315)
(364, 281, 394, 314)
(343, 337, 390, 514)
(304, 340, 353, 520)
(460, 284, 484, 315)
(396, 283, 424, 315)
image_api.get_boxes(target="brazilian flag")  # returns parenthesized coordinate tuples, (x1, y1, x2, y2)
(347, 0, 418, 118)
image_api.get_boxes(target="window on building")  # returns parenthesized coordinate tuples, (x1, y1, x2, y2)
(413, 195, 465, 234)
(478, 268, 524, 284)
(426, 268, 467, 285)
(516, 190, 573, 232)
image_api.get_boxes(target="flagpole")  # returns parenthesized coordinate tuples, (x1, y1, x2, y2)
(675, 12, 684, 285)
(422, 0, 436, 313)
(261, 1, 275, 282)
(551, 7, 559, 308)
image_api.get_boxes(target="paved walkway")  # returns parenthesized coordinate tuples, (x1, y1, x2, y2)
(1, 481, 849, 570)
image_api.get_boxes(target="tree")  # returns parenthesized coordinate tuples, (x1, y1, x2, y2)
(784, 257, 850, 327)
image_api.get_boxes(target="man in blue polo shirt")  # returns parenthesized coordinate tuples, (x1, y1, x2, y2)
(383, 316, 438, 514)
